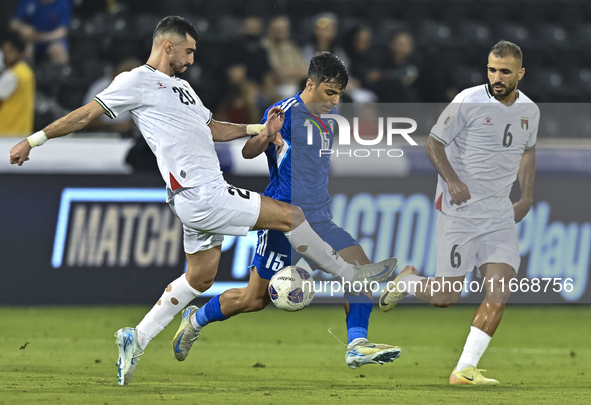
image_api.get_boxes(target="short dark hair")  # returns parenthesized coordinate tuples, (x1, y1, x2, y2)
(2, 31, 26, 53)
(489, 40, 522, 63)
(308, 51, 349, 90)
(153, 16, 199, 43)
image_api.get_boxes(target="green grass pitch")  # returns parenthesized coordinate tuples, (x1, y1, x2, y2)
(1, 305, 589, 404)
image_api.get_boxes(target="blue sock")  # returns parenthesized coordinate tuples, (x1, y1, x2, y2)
(345, 294, 373, 344)
(194, 295, 228, 328)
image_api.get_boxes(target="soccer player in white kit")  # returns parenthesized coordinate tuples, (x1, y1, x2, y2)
(9, 16, 396, 385)
(379, 40, 538, 385)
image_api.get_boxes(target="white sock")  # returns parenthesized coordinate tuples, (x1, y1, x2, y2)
(284, 221, 354, 281)
(136, 274, 202, 350)
(457, 326, 492, 371)
(399, 274, 425, 297)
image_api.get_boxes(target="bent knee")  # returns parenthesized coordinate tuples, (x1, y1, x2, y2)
(290, 205, 305, 227)
(186, 274, 215, 292)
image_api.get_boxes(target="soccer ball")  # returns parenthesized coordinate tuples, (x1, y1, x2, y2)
(268, 266, 315, 312)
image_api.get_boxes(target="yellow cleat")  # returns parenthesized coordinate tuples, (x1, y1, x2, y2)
(449, 367, 499, 385)
(379, 265, 418, 312)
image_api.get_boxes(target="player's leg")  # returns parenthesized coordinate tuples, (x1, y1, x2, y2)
(115, 183, 237, 385)
(172, 265, 271, 361)
(173, 227, 289, 361)
(115, 243, 221, 385)
(339, 245, 372, 343)
(254, 196, 397, 284)
(379, 269, 466, 311)
(450, 217, 519, 385)
(471, 263, 515, 335)
(135, 234, 222, 349)
(337, 245, 401, 368)
(450, 262, 514, 385)
(217, 266, 272, 315)
(380, 211, 472, 312)
(140, 178, 260, 355)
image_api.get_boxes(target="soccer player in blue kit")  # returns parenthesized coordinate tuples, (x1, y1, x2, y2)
(173, 52, 401, 368)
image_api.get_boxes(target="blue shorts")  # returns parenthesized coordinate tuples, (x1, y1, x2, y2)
(252, 220, 359, 280)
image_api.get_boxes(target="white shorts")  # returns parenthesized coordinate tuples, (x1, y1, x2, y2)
(435, 212, 520, 278)
(168, 177, 261, 254)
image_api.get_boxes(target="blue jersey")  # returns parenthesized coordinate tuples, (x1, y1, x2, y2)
(260, 92, 337, 223)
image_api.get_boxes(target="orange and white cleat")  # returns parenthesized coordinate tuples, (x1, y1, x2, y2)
(379, 265, 418, 312)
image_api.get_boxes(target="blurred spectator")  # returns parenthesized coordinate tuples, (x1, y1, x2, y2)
(302, 13, 350, 68)
(224, 17, 271, 88)
(83, 58, 141, 133)
(10, 0, 71, 65)
(215, 81, 261, 124)
(352, 103, 380, 140)
(223, 16, 273, 111)
(261, 15, 307, 100)
(374, 32, 423, 102)
(343, 77, 378, 104)
(0, 31, 35, 136)
(343, 26, 381, 88)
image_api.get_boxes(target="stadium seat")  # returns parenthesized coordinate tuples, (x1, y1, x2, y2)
(375, 19, 413, 47)
(458, 22, 492, 47)
(451, 65, 486, 90)
(416, 20, 454, 47)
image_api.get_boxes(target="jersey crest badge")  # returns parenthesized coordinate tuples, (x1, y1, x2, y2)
(483, 117, 493, 126)
(157, 81, 166, 89)
(521, 117, 528, 130)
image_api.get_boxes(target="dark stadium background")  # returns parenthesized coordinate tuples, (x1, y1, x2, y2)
(3, 0, 591, 122)
(1, 0, 590, 305)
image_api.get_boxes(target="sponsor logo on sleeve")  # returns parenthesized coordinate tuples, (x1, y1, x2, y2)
(443, 115, 455, 130)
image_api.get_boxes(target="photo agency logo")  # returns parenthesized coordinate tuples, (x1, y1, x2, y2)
(307, 113, 418, 157)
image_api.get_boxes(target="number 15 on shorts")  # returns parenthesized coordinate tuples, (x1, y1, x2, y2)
(266, 251, 288, 271)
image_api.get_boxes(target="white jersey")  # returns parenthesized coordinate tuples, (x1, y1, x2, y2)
(430, 84, 539, 219)
(95, 64, 222, 190)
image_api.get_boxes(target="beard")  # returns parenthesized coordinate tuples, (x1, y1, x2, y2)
(491, 81, 517, 98)
(171, 61, 189, 78)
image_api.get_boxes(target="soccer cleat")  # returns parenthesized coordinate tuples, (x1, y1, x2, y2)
(172, 305, 200, 361)
(379, 265, 418, 312)
(351, 257, 398, 284)
(114, 327, 144, 386)
(449, 367, 499, 385)
(345, 339, 401, 369)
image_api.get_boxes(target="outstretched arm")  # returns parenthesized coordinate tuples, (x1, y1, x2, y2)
(425, 136, 471, 205)
(242, 107, 285, 159)
(209, 120, 249, 142)
(10, 100, 105, 166)
(210, 106, 284, 144)
(242, 132, 284, 159)
(513, 146, 535, 222)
